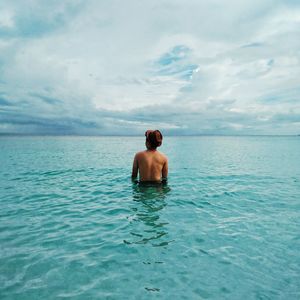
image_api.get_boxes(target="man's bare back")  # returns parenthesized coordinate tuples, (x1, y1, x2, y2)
(132, 130, 168, 182)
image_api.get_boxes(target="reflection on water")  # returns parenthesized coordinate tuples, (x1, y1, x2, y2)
(124, 182, 172, 247)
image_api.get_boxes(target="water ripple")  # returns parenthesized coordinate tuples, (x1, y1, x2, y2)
(1, 136, 300, 299)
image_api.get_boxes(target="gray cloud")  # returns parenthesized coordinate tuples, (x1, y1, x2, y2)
(0, 96, 12, 106)
(0, 1, 85, 38)
(0, 0, 300, 135)
(29, 93, 63, 105)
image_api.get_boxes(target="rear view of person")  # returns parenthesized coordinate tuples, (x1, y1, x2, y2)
(132, 130, 168, 182)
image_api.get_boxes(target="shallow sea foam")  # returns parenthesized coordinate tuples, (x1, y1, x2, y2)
(0, 136, 299, 299)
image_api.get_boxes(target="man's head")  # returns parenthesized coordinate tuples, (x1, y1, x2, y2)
(145, 130, 163, 150)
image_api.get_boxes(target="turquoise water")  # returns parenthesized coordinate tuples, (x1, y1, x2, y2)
(0, 136, 299, 299)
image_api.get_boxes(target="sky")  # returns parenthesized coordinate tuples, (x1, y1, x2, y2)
(0, 0, 300, 135)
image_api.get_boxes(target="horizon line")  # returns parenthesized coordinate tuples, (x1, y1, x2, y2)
(0, 133, 299, 137)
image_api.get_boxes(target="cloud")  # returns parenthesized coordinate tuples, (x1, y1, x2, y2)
(0, 1, 85, 38)
(0, 96, 12, 106)
(29, 92, 63, 105)
(154, 45, 198, 80)
(0, 0, 300, 135)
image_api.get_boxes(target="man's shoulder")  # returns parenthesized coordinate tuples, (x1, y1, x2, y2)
(157, 151, 168, 161)
(135, 151, 147, 157)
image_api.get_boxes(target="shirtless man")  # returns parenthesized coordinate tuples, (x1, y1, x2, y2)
(132, 130, 168, 182)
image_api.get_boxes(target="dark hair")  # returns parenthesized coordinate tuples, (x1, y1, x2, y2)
(146, 130, 163, 149)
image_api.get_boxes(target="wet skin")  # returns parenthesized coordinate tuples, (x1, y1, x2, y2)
(132, 142, 168, 182)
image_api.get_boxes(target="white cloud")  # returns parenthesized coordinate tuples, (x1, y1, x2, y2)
(0, 0, 299, 135)
(0, 9, 15, 29)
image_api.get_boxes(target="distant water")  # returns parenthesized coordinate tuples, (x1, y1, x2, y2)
(0, 136, 299, 299)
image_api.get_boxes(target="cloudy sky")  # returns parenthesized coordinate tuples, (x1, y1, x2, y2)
(0, 0, 299, 135)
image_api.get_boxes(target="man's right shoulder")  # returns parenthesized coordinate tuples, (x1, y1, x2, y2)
(135, 151, 146, 158)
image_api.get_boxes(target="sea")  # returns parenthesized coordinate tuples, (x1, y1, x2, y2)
(0, 136, 299, 299)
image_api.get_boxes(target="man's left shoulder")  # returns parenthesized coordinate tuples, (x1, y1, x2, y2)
(158, 151, 168, 160)
(135, 151, 145, 158)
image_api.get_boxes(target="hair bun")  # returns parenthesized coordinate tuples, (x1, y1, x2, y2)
(147, 130, 163, 148)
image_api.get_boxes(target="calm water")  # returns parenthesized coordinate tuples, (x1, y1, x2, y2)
(0, 136, 299, 299)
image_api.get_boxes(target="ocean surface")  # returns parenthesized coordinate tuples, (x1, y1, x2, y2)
(0, 136, 299, 299)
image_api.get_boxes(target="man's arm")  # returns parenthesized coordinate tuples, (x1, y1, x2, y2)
(132, 154, 139, 179)
(162, 157, 168, 180)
